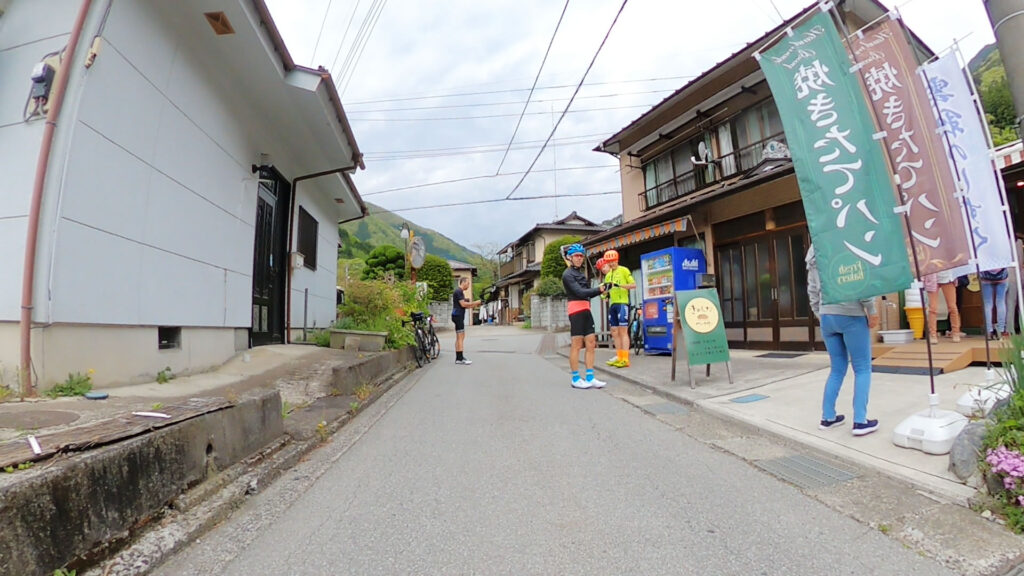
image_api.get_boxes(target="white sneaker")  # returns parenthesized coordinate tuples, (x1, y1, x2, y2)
(571, 379, 592, 389)
(587, 377, 606, 388)
(455, 358, 472, 365)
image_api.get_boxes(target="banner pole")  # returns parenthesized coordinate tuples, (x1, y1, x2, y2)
(832, 5, 938, 390)
(955, 42, 1024, 345)
(919, 58, 992, 367)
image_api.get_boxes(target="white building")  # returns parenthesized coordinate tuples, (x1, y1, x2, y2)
(0, 0, 366, 390)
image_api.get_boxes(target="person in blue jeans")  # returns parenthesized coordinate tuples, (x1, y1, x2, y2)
(806, 246, 880, 437)
(980, 267, 1009, 340)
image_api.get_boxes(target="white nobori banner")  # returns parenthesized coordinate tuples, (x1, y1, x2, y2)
(920, 52, 1013, 274)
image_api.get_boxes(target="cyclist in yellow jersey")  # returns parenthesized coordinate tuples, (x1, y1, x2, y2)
(602, 250, 636, 367)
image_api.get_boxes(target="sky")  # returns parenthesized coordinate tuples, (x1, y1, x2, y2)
(264, 0, 996, 253)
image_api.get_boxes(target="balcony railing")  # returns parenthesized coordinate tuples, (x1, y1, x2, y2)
(638, 132, 788, 212)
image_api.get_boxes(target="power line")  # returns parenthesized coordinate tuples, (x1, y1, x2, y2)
(335, 0, 389, 97)
(311, 0, 335, 64)
(364, 131, 610, 156)
(505, 0, 630, 200)
(346, 88, 674, 112)
(344, 75, 697, 105)
(370, 190, 620, 214)
(362, 165, 616, 197)
(363, 136, 608, 161)
(349, 103, 656, 123)
(329, 0, 362, 72)
(495, 0, 571, 176)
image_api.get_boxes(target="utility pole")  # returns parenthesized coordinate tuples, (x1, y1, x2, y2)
(985, 0, 1024, 137)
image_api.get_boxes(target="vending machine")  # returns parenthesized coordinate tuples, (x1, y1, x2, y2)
(640, 247, 707, 354)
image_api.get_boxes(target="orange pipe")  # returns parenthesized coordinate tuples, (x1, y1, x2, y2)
(20, 0, 94, 398)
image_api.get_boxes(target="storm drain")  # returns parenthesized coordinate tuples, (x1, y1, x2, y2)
(755, 454, 859, 490)
(644, 402, 689, 415)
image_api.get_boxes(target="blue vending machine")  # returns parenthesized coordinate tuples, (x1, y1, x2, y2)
(640, 247, 707, 354)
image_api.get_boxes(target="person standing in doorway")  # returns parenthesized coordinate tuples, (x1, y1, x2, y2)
(452, 277, 481, 364)
(924, 270, 960, 345)
(980, 267, 1009, 340)
(806, 245, 880, 436)
(602, 250, 636, 368)
(562, 244, 607, 388)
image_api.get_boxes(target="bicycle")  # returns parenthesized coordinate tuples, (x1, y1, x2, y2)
(403, 312, 432, 367)
(628, 307, 644, 357)
(420, 313, 440, 360)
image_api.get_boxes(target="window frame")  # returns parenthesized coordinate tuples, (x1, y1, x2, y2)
(296, 206, 318, 271)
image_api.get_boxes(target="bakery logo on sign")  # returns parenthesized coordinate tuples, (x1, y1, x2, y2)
(680, 258, 701, 271)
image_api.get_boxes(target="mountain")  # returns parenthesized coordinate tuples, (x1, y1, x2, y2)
(339, 202, 480, 263)
(968, 43, 1018, 146)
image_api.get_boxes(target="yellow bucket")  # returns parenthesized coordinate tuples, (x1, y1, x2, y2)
(904, 307, 924, 339)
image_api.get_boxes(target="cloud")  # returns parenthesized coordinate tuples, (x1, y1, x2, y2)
(265, 0, 996, 249)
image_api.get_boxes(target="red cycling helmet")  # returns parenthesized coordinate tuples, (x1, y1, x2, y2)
(603, 249, 619, 262)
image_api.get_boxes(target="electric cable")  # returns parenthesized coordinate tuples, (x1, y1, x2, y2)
(346, 88, 674, 112)
(495, 0, 571, 175)
(311, 0, 335, 64)
(329, 0, 362, 72)
(504, 0, 630, 200)
(369, 190, 620, 214)
(362, 165, 616, 197)
(345, 74, 696, 105)
(349, 103, 656, 122)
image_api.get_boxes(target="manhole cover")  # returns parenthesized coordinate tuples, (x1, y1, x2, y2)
(755, 454, 858, 490)
(0, 410, 80, 430)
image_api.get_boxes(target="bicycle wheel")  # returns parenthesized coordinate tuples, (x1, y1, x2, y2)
(412, 329, 426, 367)
(415, 328, 431, 364)
(428, 327, 440, 360)
(631, 321, 644, 356)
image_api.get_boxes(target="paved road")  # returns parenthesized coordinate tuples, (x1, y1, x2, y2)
(155, 327, 957, 575)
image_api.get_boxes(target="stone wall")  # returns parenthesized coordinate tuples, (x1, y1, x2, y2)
(529, 295, 570, 331)
(428, 301, 453, 329)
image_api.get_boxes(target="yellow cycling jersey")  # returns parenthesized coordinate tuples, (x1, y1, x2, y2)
(604, 266, 634, 305)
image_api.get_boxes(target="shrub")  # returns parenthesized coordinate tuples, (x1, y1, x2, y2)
(540, 235, 582, 279)
(336, 279, 425, 349)
(535, 276, 565, 297)
(418, 255, 453, 302)
(981, 333, 1024, 531)
(361, 245, 406, 281)
(46, 370, 94, 398)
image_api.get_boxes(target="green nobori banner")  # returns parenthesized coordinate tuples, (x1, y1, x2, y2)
(675, 289, 730, 366)
(757, 10, 911, 304)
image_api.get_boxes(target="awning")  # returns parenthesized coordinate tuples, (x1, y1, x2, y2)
(587, 217, 685, 256)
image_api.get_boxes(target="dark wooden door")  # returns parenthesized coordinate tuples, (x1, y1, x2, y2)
(251, 174, 290, 346)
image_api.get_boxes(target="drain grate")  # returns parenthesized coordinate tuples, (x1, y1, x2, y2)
(755, 454, 858, 490)
(730, 394, 769, 403)
(644, 402, 688, 415)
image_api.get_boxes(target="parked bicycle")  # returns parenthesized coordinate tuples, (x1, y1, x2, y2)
(419, 312, 440, 360)
(403, 312, 433, 367)
(628, 306, 644, 357)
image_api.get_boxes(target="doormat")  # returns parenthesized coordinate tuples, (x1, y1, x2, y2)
(872, 365, 943, 376)
(730, 394, 769, 403)
(756, 352, 807, 359)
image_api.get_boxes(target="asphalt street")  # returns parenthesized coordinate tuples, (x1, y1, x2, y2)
(154, 328, 958, 576)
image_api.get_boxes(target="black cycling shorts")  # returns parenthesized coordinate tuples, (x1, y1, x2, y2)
(569, 310, 595, 337)
(451, 314, 465, 332)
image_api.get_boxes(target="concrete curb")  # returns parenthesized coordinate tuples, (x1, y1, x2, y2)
(554, 347, 977, 506)
(0, 347, 415, 576)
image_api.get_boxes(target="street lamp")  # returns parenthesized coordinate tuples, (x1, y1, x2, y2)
(400, 222, 413, 281)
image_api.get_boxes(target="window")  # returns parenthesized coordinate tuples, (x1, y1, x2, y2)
(297, 206, 318, 271)
(158, 327, 181, 350)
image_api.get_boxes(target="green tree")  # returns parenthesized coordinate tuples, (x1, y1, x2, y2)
(361, 245, 406, 281)
(418, 255, 454, 302)
(540, 235, 582, 279)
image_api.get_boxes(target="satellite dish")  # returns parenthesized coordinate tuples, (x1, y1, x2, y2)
(409, 236, 426, 269)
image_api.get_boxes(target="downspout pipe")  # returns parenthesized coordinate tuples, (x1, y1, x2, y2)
(20, 0, 94, 398)
(284, 167, 367, 343)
